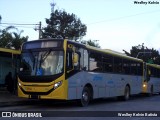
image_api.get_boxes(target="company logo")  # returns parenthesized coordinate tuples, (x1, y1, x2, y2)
(2, 112, 11, 117)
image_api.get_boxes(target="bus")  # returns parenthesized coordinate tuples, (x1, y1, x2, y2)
(142, 63, 160, 95)
(0, 48, 20, 88)
(18, 38, 145, 106)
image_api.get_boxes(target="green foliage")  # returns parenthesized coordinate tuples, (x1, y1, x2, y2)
(11, 30, 28, 50)
(123, 43, 160, 64)
(42, 9, 87, 41)
(81, 39, 100, 48)
(0, 25, 28, 50)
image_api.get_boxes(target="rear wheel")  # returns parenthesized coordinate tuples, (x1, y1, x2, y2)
(148, 85, 153, 97)
(123, 86, 130, 101)
(80, 87, 91, 107)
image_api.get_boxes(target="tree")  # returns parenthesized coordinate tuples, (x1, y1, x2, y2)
(0, 26, 14, 48)
(123, 43, 160, 64)
(81, 39, 100, 48)
(11, 30, 28, 50)
(0, 25, 28, 50)
(42, 9, 87, 41)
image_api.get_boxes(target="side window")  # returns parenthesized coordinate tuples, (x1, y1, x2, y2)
(102, 54, 113, 73)
(113, 57, 123, 73)
(122, 59, 130, 75)
(129, 61, 143, 76)
(89, 52, 103, 72)
(137, 62, 143, 76)
(130, 60, 137, 75)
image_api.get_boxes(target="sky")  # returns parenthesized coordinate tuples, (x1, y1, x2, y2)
(0, 0, 160, 52)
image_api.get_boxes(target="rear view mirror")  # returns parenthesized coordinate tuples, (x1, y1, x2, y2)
(73, 53, 78, 64)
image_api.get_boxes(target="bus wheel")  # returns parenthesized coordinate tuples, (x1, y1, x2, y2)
(148, 85, 153, 97)
(80, 87, 91, 107)
(123, 86, 130, 101)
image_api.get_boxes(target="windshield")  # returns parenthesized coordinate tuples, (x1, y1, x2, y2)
(21, 50, 64, 76)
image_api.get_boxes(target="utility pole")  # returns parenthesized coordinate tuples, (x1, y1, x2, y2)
(34, 21, 42, 39)
(38, 21, 42, 39)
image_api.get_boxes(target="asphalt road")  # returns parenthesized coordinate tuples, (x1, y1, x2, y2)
(1, 94, 160, 120)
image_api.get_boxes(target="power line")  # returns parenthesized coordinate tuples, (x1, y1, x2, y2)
(0, 22, 42, 39)
(0, 23, 39, 26)
(0, 25, 34, 29)
(87, 9, 160, 25)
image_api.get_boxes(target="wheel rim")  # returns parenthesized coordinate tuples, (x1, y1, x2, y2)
(81, 87, 90, 106)
(82, 92, 89, 102)
(125, 87, 129, 100)
(126, 90, 129, 99)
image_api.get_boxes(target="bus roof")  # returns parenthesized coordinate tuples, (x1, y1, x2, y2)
(0, 48, 21, 54)
(86, 45, 143, 62)
(66, 39, 143, 62)
(147, 63, 160, 69)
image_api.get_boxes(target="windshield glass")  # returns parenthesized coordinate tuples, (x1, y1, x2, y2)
(21, 50, 64, 76)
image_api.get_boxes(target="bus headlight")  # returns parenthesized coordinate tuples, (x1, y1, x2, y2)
(54, 81, 62, 90)
(18, 82, 22, 87)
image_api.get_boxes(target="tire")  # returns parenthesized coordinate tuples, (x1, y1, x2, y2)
(148, 85, 153, 97)
(80, 87, 91, 107)
(123, 86, 130, 101)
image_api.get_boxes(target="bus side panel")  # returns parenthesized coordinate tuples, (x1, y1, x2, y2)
(68, 72, 120, 100)
(148, 77, 160, 93)
(68, 71, 95, 100)
(130, 76, 143, 95)
(89, 72, 106, 98)
(153, 78, 160, 93)
(110, 74, 125, 97)
(68, 72, 123, 99)
(68, 72, 143, 100)
(68, 71, 110, 100)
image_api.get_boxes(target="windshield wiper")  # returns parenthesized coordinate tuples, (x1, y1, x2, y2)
(42, 49, 52, 61)
(39, 49, 52, 68)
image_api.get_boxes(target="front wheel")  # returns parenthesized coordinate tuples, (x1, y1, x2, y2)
(80, 87, 91, 107)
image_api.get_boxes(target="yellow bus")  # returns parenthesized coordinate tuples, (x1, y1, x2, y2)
(18, 39, 145, 106)
(142, 63, 160, 95)
(0, 48, 21, 88)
